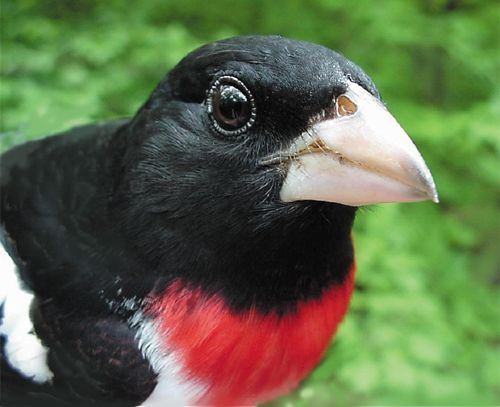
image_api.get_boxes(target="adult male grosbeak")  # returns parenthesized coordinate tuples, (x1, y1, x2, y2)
(0, 35, 437, 406)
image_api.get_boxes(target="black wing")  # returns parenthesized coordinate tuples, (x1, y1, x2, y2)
(0, 121, 157, 406)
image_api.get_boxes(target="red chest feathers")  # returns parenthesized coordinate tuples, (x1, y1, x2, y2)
(147, 266, 355, 405)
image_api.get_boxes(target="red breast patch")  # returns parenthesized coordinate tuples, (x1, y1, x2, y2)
(148, 264, 355, 405)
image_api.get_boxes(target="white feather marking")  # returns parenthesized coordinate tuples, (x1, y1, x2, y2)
(0, 244, 54, 383)
(131, 312, 206, 406)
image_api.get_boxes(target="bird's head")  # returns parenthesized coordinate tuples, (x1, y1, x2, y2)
(116, 35, 437, 294)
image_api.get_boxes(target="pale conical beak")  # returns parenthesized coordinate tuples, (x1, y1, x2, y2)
(278, 81, 438, 206)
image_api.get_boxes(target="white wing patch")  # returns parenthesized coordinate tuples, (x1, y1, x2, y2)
(0, 244, 54, 383)
(131, 312, 206, 406)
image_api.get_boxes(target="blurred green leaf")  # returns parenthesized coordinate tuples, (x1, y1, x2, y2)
(1, 0, 499, 405)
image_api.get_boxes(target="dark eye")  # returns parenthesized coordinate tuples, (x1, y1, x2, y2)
(207, 76, 256, 136)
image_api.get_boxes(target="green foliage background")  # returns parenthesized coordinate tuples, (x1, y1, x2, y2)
(1, 0, 499, 405)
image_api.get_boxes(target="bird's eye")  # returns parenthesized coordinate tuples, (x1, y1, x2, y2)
(207, 76, 256, 136)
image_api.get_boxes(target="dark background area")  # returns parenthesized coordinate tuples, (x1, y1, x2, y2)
(1, 0, 499, 405)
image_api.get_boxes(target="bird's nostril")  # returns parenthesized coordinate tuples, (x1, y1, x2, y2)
(336, 95, 358, 117)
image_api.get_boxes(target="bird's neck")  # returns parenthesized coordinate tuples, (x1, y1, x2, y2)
(140, 203, 357, 315)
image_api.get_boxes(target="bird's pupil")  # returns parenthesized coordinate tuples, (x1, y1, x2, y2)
(214, 85, 250, 129)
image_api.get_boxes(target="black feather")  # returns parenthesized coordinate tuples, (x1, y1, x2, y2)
(0, 35, 380, 405)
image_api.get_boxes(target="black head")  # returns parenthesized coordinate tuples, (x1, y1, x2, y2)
(148, 35, 379, 146)
(112, 36, 383, 311)
(120, 35, 381, 225)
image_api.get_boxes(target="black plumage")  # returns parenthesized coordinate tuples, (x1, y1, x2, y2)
(1, 35, 381, 405)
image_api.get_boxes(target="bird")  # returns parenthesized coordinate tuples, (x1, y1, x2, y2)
(0, 35, 438, 406)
